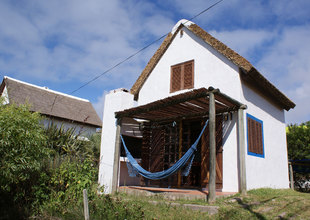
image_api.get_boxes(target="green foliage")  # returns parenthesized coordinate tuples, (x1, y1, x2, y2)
(0, 103, 102, 218)
(286, 121, 310, 160)
(0, 104, 49, 218)
(0, 104, 48, 190)
(32, 123, 100, 216)
(46, 158, 98, 211)
(286, 121, 310, 192)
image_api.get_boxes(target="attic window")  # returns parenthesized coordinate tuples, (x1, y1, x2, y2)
(170, 60, 194, 93)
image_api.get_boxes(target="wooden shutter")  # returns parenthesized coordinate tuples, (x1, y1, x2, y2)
(170, 60, 194, 93)
(247, 115, 263, 156)
(171, 65, 182, 93)
(183, 61, 194, 89)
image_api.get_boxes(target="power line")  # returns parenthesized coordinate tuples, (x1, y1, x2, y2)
(69, 0, 224, 95)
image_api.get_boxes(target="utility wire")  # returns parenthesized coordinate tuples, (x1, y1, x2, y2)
(69, 0, 224, 95)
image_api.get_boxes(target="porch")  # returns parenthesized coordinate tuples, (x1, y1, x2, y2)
(113, 87, 247, 201)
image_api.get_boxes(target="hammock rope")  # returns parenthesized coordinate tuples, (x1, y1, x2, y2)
(121, 120, 209, 180)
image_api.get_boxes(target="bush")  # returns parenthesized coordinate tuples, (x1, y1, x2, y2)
(0, 102, 103, 218)
(44, 158, 98, 213)
(0, 104, 49, 218)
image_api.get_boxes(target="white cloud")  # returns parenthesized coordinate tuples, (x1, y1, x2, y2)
(257, 25, 310, 124)
(0, 0, 174, 86)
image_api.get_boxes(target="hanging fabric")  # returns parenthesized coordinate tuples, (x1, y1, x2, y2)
(121, 120, 209, 180)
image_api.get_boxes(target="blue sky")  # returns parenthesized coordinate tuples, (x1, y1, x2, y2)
(0, 0, 309, 124)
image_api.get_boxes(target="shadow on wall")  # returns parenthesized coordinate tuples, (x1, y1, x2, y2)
(240, 81, 285, 123)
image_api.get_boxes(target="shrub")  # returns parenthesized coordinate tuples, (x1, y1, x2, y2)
(0, 104, 49, 218)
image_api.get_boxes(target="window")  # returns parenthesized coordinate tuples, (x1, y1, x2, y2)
(247, 113, 264, 158)
(170, 60, 194, 93)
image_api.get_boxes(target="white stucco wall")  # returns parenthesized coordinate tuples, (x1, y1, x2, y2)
(241, 83, 289, 189)
(222, 113, 239, 192)
(43, 118, 97, 138)
(135, 24, 289, 191)
(98, 89, 134, 194)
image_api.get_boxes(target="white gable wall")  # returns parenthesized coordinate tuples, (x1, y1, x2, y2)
(138, 27, 242, 105)
(137, 26, 289, 191)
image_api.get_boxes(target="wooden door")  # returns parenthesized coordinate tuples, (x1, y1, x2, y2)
(201, 116, 223, 189)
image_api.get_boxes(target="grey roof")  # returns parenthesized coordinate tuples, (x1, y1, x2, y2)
(0, 77, 102, 127)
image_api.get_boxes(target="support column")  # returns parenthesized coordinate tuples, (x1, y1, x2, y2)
(178, 120, 183, 188)
(208, 92, 216, 202)
(111, 118, 122, 193)
(237, 107, 247, 195)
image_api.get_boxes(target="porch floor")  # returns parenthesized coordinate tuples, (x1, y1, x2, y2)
(119, 186, 236, 200)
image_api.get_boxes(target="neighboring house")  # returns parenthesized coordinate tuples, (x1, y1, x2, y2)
(0, 76, 102, 137)
(98, 19, 295, 194)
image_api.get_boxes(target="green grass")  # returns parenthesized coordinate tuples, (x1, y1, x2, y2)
(38, 188, 310, 220)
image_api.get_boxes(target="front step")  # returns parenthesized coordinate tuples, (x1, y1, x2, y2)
(119, 186, 235, 201)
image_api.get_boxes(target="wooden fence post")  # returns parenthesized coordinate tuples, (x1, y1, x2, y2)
(83, 189, 90, 220)
(289, 162, 294, 190)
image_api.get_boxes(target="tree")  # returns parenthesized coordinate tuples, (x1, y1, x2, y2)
(286, 121, 310, 160)
(286, 121, 310, 192)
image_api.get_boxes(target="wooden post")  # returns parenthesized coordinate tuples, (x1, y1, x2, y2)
(289, 162, 294, 190)
(178, 120, 183, 188)
(83, 189, 90, 220)
(208, 92, 216, 202)
(237, 108, 247, 195)
(111, 118, 122, 193)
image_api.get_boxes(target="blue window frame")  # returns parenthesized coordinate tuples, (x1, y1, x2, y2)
(246, 113, 264, 158)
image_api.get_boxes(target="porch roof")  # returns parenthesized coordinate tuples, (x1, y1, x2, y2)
(115, 87, 246, 121)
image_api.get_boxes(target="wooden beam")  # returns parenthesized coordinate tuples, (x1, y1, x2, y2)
(237, 108, 247, 195)
(116, 88, 218, 118)
(214, 90, 244, 108)
(208, 92, 216, 202)
(111, 119, 122, 193)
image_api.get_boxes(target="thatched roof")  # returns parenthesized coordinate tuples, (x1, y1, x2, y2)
(130, 21, 295, 111)
(0, 76, 102, 127)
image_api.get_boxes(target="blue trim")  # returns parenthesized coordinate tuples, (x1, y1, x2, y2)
(246, 113, 265, 158)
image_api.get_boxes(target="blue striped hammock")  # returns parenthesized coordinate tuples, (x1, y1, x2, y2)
(120, 120, 208, 180)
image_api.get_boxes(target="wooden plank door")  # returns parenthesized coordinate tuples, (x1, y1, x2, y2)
(201, 116, 223, 189)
